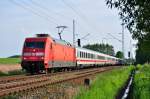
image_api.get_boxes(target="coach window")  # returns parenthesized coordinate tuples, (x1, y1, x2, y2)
(93, 54, 95, 59)
(86, 53, 87, 58)
(79, 51, 80, 57)
(99, 56, 102, 59)
(107, 57, 110, 60)
(98, 55, 100, 59)
(78, 51, 80, 57)
(95, 55, 97, 59)
(82, 52, 84, 58)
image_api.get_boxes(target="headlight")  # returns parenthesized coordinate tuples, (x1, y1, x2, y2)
(36, 52, 44, 56)
(23, 52, 31, 56)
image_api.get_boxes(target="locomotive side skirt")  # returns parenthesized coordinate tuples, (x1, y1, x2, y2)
(49, 61, 76, 68)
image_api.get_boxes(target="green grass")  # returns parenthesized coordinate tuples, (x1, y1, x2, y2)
(2, 95, 18, 99)
(0, 58, 20, 64)
(75, 66, 134, 99)
(0, 71, 8, 76)
(0, 70, 25, 77)
(130, 64, 150, 99)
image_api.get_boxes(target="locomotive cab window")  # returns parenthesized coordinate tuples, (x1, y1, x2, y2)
(24, 42, 45, 48)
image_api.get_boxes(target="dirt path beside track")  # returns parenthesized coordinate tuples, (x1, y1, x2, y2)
(0, 64, 21, 72)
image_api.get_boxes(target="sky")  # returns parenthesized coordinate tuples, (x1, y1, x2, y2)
(0, 0, 136, 58)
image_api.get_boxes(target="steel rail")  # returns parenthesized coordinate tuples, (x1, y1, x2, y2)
(0, 66, 120, 97)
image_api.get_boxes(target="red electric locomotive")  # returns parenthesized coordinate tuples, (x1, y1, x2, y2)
(21, 34, 122, 74)
(21, 34, 76, 74)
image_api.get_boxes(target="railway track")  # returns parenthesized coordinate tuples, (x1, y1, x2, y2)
(0, 70, 79, 84)
(0, 66, 120, 97)
(0, 68, 99, 84)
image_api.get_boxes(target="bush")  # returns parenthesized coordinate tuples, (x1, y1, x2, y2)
(131, 64, 150, 99)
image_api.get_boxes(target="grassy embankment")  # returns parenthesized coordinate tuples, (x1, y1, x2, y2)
(130, 64, 150, 99)
(0, 58, 24, 76)
(0, 58, 20, 64)
(75, 66, 134, 99)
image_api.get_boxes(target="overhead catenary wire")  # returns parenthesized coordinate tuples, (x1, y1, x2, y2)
(29, 0, 91, 36)
(9, 0, 90, 42)
(29, 0, 91, 40)
(61, 0, 101, 34)
(29, 0, 74, 21)
(18, 0, 59, 25)
(107, 33, 122, 43)
(9, 0, 58, 26)
(9, 0, 101, 41)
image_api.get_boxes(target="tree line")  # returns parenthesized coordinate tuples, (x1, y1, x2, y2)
(83, 43, 123, 58)
(106, 0, 150, 64)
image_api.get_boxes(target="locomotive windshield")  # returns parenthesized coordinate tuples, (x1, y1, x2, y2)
(24, 42, 45, 48)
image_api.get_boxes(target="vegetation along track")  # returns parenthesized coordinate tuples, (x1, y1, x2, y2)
(0, 66, 120, 97)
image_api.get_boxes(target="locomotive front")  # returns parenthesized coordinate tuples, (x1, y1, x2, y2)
(21, 35, 50, 74)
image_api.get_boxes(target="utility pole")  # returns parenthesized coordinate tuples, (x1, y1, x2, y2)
(56, 26, 67, 40)
(73, 20, 76, 65)
(73, 20, 75, 47)
(121, 23, 125, 60)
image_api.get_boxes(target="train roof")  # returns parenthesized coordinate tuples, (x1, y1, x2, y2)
(26, 34, 73, 47)
(27, 34, 121, 60)
(52, 38, 73, 47)
(76, 47, 119, 59)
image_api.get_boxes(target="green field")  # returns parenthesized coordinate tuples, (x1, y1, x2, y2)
(75, 66, 134, 99)
(130, 64, 150, 99)
(0, 58, 20, 64)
